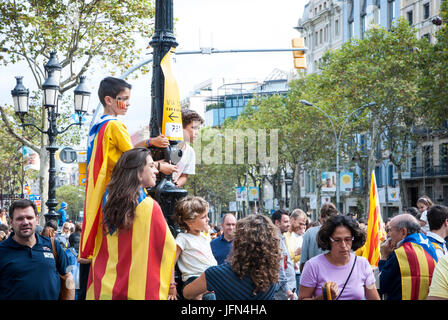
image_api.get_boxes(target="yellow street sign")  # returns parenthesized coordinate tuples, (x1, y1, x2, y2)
(160, 47, 183, 141)
(78, 162, 87, 186)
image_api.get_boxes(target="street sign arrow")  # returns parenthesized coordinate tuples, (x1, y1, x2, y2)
(168, 112, 179, 121)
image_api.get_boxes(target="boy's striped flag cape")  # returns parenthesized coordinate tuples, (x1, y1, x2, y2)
(79, 114, 115, 259)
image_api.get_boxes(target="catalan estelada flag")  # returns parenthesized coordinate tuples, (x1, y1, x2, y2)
(395, 232, 438, 300)
(362, 170, 385, 267)
(80, 115, 133, 259)
(86, 188, 176, 300)
(24, 182, 31, 195)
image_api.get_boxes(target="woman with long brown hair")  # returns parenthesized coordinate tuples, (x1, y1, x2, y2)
(86, 148, 176, 300)
(182, 214, 281, 300)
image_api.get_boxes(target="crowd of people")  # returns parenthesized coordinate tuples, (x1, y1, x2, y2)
(1, 76, 447, 301)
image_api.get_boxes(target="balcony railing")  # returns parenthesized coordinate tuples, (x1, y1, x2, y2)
(410, 165, 448, 178)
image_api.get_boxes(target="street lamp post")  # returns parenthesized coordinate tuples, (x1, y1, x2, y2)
(11, 52, 90, 225)
(299, 100, 375, 212)
(147, 0, 187, 237)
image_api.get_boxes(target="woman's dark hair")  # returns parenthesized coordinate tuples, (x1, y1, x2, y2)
(317, 215, 366, 251)
(405, 207, 419, 217)
(103, 148, 150, 232)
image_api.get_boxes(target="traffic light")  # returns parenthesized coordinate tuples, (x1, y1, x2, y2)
(291, 38, 306, 70)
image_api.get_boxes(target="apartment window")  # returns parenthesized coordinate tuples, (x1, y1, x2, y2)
(348, 0, 354, 39)
(324, 2, 327, 9)
(423, 145, 433, 175)
(361, 16, 366, 39)
(361, 0, 367, 39)
(375, 4, 381, 24)
(348, 21, 354, 39)
(388, 0, 396, 29)
(425, 186, 434, 200)
(375, 166, 383, 187)
(320, 29, 323, 44)
(440, 143, 448, 169)
(407, 10, 413, 25)
(422, 33, 431, 42)
(315, 31, 318, 46)
(335, 19, 340, 36)
(319, 4, 322, 11)
(423, 3, 430, 20)
(388, 165, 394, 186)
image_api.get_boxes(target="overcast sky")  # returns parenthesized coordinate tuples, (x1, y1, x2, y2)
(1, 0, 306, 137)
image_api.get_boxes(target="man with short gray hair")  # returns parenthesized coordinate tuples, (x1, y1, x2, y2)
(379, 214, 438, 300)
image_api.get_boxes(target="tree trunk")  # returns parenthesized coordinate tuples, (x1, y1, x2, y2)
(314, 169, 322, 222)
(396, 164, 407, 210)
(289, 162, 302, 211)
(258, 175, 265, 213)
(365, 116, 379, 217)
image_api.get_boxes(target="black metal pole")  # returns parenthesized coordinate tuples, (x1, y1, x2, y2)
(148, 0, 187, 237)
(149, 0, 177, 138)
(44, 107, 59, 225)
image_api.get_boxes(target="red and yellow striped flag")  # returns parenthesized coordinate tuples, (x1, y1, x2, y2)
(396, 241, 437, 300)
(362, 170, 385, 267)
(80, 115, 134, 259)
(86, 189, 176, 300)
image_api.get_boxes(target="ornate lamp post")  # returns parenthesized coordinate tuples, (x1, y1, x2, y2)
(11, 52, 90, 225)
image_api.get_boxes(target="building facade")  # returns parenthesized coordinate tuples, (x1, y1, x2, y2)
(198, 69, 290, 128)
(294, 0, 443, 216)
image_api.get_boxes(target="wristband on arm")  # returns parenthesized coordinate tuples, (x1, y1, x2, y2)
(145, 138, 151, 148)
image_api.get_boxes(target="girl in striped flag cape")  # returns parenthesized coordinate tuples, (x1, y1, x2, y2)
(86, 148, 176, 300)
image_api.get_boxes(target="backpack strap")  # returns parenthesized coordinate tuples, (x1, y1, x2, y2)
(50, 237, 60, 272)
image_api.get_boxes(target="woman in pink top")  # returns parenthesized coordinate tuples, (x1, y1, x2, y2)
(299, 215, 380, 300)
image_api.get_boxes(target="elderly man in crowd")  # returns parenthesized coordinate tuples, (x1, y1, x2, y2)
(379, 213, 438, 300)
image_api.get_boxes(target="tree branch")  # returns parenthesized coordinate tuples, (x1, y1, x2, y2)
(0, 107, 41, 154)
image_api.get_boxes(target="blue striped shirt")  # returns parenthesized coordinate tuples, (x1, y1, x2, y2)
(205, 262, 277, 300)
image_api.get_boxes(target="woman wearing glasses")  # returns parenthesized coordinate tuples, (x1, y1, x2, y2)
(298, 215, 380, 300)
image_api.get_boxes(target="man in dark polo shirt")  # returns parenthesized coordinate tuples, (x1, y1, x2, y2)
(211, 213, 236, 264)
(0, 199, 74, 300)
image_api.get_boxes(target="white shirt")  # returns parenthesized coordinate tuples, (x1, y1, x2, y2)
(176, 232, 217, 282)
(289, 232, 303, 274)
(420, 210, 430, 234)
(173, 143, 195, 182)
(426, 231, 448, 260)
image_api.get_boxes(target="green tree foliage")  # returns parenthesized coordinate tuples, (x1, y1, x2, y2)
(0, 0, 155, 218)
(56, 184, 85, 222)
(420, 1, 448, 126)
(187, 127, 237, 221)
(316, 18, 428, 211)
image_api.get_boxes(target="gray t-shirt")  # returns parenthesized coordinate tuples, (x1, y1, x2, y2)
(299, 226, 327, 268)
